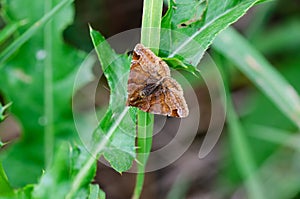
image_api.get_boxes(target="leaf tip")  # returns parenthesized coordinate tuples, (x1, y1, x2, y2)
(88, 23, 94, 32)
(0, 102, 12, 122)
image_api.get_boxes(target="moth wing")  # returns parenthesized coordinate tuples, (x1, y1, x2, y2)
(127, 60, 150, 106)
(143, 77, 189, 118)
(159, 77, 189, 118)
(127, 83, 189, 118)
(126, 44, 189, 118)
(132, 44, 170, 78)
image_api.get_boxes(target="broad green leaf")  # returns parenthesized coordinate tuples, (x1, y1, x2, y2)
(160, 0, 260, 72)
(90, 27, 136, 173)
(67, 28, 136, 198)
(0, 0, 85, 187)
(212, 27, 300, 129)
(0, 163, 14, 197)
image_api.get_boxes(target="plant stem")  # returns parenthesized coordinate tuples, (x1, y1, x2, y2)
(140, 0, 163, 52)
(133, 111, 154, 199)
(132, 0, 163, 199)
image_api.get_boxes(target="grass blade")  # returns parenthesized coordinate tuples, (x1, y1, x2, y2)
(219, 61, 265, 199)
(247, 124, 300, 152)
(213, 27, 300, 130)
(236, 146, 300, 199)
(0, 21, 23, 45)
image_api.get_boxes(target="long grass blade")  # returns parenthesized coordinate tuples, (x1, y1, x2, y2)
(213, 27, 300, 130)
(218, 59, 265, 199)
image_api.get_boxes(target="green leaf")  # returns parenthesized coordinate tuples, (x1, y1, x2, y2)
(247, 125, 300, 152)
(88, 184, 106, 199)
(162, 57, 200, 77)
(164, 0, 208, 29)
(90, 27, 136, 173)
(16, 184, 34, 199)
(231, 132, 300, 199)
(212, 27, 300, 129)
(0, 163, 14, 197)
(0, 21, 23, 45)
(68, 28, 137, 197)
(0, 102, 12, 123)
(32, 143, 96, 199)
(32, 143, 71, 199)
(0, 0, 85, 187)
(160, 0, 260, 72)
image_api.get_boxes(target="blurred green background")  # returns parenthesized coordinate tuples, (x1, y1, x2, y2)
(1, 0, 300, 198)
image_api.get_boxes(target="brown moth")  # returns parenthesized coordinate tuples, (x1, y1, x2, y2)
(126, 44, 189, 118)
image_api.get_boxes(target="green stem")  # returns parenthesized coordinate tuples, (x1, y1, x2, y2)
(140, 0, 163, 52)
(132, 111, 154, 199)
(132, 0, 163, 199)
(44, 0, 54, 169)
